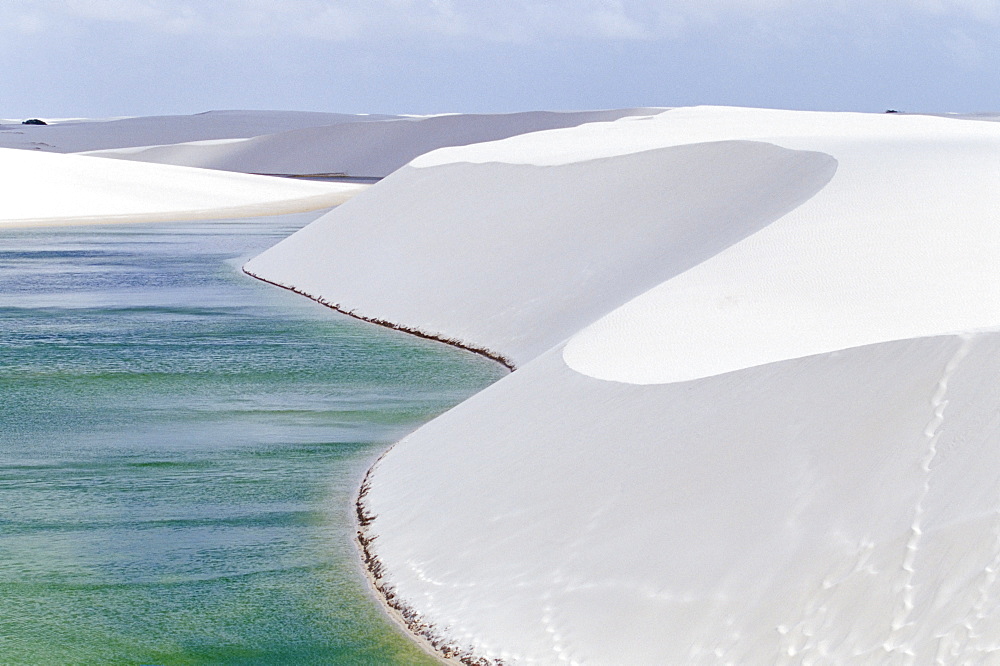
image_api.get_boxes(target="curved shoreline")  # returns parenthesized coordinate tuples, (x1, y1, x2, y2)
(242, 266, 514, 664)
(1, 192, 363, 229)
(241, 267, 516, 371)
(356, 458, 502, 666)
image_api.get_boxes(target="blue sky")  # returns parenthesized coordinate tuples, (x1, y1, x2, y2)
(2, 0, 999, 117)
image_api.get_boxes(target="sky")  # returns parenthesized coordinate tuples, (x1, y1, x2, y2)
(2, 0, 999, 117)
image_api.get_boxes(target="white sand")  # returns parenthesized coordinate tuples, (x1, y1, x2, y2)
(245, 106, 1000, 662)
(366, 334, 1000, 663)
(246, 139, 836, 366)
(250, 107, 1000, 374)
(564, 112, 1000, 383)
(79, 109, 663, 178)
(412, 106, 1000, 166)
(0, 147, 363, 227)
(0, 110, 392, 153)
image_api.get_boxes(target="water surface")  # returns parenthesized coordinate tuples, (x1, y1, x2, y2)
(0, 214, 504, 664)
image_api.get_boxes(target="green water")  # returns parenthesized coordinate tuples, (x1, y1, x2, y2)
(0, 214, 505, 665)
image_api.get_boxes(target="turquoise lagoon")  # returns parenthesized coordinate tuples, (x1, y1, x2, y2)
(0, 213, 504, 664)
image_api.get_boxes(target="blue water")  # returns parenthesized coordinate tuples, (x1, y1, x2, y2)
(0, 214, 505, 664)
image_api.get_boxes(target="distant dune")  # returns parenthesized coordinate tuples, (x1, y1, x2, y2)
(0, 108, 660, 227)
(246, 106, 1000, 663)
(78, 109, 662, 178)
(0, 147, 361, 227)
(0, 110, 394, 153)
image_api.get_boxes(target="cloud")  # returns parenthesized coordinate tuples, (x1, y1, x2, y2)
(64, 0, 176, 24)
(904, 0, 1000, 20)
(4, 0, 1000, 44)
(587, 8, 652, 39)
(12, 13, 45, 34)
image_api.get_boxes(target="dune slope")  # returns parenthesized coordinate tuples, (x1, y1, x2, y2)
(0, 110, 393, 153)
(245, 139, 836, 365)
(0, 147, 362, 227)
(365, 334, 1000, 663)
(81, 109, 663, 178)
(245, 106, 1000, 663)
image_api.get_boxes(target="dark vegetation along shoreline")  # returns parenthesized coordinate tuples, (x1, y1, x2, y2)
(242, 267, 516, 371)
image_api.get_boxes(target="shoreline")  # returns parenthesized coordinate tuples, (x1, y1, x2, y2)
(1, 215, 462, 664)
(0, 192, 363, 230)
(242, 265, 514, 664)
(355, 457, 503, 666)
(241, 267, 516, 371)
(353, 453, 459, 664)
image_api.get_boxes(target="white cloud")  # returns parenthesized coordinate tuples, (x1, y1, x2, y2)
(942, 25, 990, 66)
(4, 0, 1000, 43)
(904, 0, 1000, 20)
(0, 1, 707, 42)
(12, 14, 45, 34)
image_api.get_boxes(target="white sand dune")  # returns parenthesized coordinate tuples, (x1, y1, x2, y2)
(79, 109, 662, 178)
(245, 106, 1000, 662)
(367, 333, 1000, 663)
(0, 147, 363, 227)
(563, 114, 1000, 383)
(0, 109, 393, 153)
(246, 138, 836, 366)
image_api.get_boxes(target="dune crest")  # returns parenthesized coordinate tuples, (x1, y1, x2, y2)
(564, 126, 1000, 383)
(246, 139, 836, 366)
